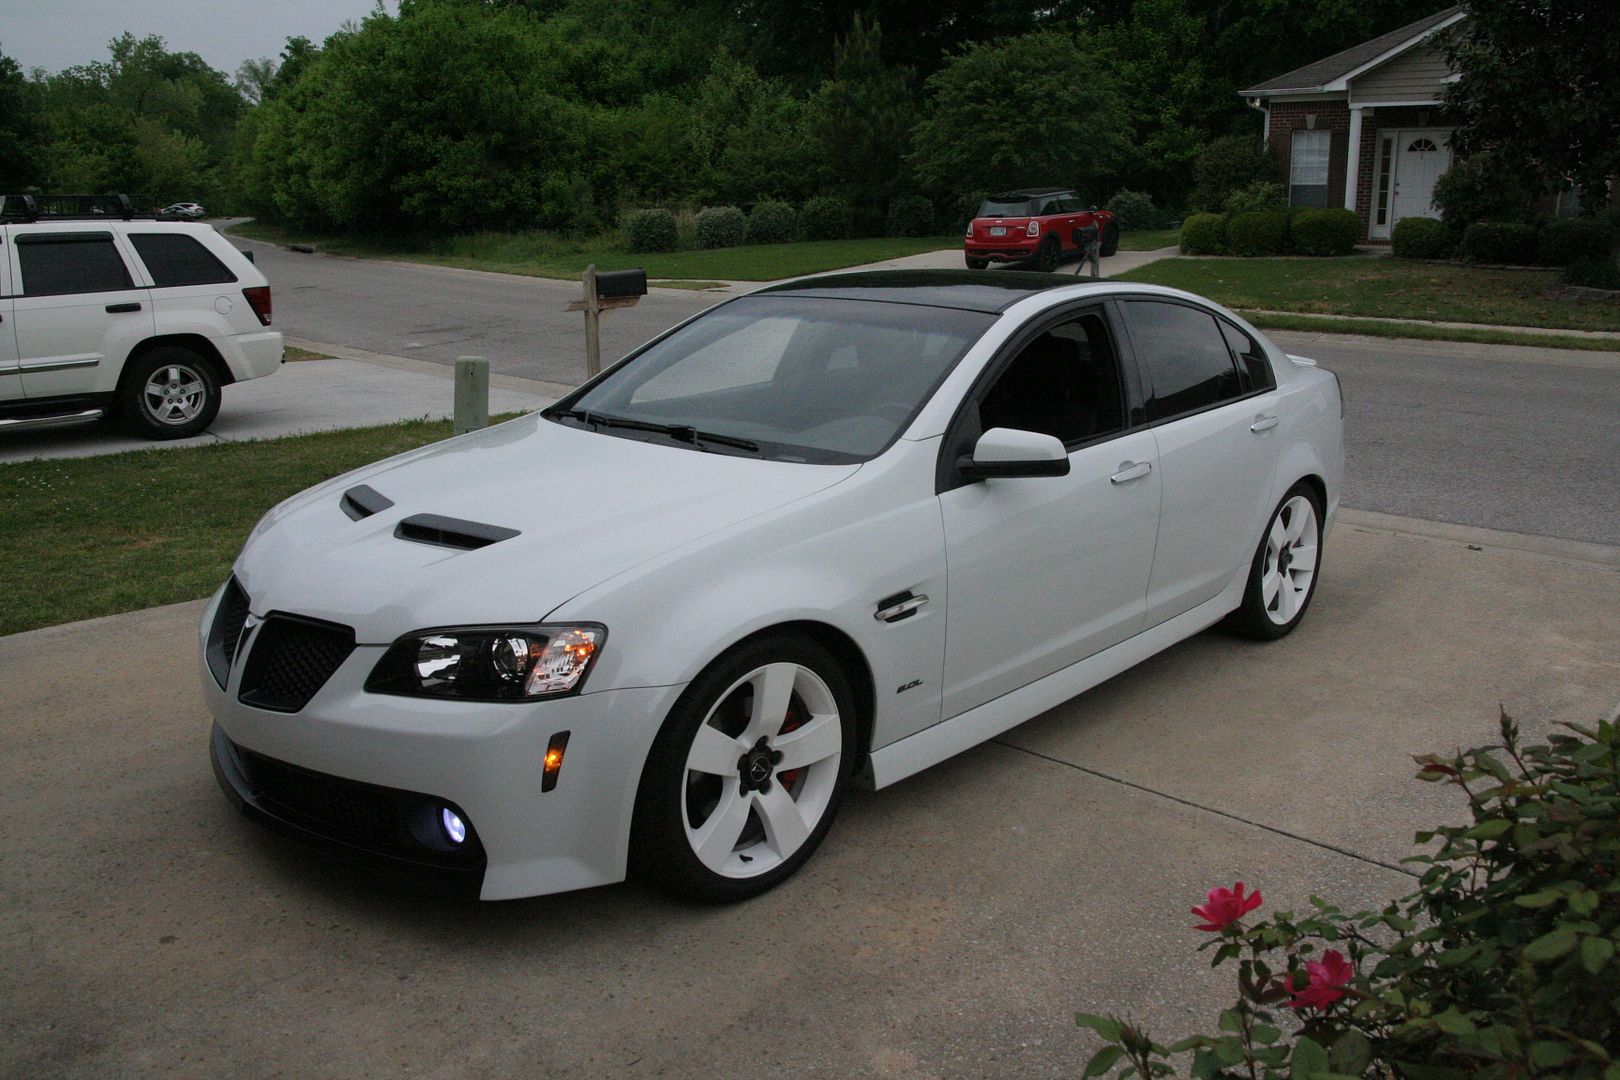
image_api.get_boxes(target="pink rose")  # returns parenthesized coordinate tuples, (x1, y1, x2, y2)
(1286, 949, 1353, 1010)
(1191, 882, 1263, 932)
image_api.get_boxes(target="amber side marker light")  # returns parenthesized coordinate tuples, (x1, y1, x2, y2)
(542, 731, 571, 792)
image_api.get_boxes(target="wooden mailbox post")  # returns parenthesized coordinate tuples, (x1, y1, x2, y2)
(567, 265, 648, 378)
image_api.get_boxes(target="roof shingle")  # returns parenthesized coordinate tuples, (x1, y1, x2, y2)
(1241, 6, 1463, 95)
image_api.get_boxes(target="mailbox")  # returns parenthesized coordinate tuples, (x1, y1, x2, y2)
(596, 269, 648, 300)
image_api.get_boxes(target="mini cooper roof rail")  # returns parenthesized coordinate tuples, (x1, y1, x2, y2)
(0, 193, 164, 222)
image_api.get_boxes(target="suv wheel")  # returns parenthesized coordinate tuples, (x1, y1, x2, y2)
(1034, 237, 1061, 273)
(120, 347, 222, 440)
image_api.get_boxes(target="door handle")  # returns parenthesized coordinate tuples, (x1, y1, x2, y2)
(1109, 461, 1151, 484)
(106, 302, 142, 313)
(1249, 415, 1280, 432)
(874, 592, 928, 623)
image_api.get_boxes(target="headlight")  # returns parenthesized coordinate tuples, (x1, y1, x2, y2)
(365, 624, 605, 702)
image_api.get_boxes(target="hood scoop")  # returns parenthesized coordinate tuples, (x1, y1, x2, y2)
(394, 513, 520, 551)
(340, 484, 395, 521)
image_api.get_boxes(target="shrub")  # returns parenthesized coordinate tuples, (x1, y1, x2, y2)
(1226, 210, 1290, 257)
(1105, 189, 1157, 230)
(1289, 208, 1361, 256)
(1179, 212, 1227, 255)
(1535, 217, 1615, 267)
(1462, 221, 1538, 264)
(1191, 134, 1278, 213)
(801, 194, 854, 240)
(886, 194, 936, 237)
(956, 190, 990, 231)
(1080, 710, 1620, 1080)
(1562, 257, 1620, 290)
(1434, 151, 1537, 233)
(623, 208, 677, 253)
(694, 205, 747, 249)
(1391, 216, 1450, 259)
(745, 199, 798, 244)
(1222, 181, 1287, 216)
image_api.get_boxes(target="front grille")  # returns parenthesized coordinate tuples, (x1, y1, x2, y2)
(205, 577, 251, 688)
(237, 613, 355, 713)
(230, 741, 484, 866)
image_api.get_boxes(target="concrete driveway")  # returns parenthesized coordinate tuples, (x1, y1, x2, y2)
(3, 516, 1615, 1078)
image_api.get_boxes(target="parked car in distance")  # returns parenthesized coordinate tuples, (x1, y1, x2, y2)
(202, 270, 1343, 903)
(161, 202, 206, 218)
(965, 188, 1118, 271)
(1, 201, 281, 439)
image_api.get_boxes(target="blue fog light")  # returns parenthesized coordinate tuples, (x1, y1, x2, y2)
(441, 807, 467, 846)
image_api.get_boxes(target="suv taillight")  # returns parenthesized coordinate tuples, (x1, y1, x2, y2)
(243, 286, 272, 326)
(1026, 220, 1040, 237)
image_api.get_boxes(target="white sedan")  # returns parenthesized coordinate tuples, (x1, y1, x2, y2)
(201, 270, 1343, 901)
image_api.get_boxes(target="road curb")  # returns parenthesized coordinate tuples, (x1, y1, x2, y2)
(1337, 508, 1620, 570)
(285, 337, 577, 400)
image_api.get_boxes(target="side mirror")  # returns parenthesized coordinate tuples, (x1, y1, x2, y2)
(957, 427, 1070, 480)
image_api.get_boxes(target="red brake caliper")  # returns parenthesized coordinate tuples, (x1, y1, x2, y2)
(777, 706, 804, 790)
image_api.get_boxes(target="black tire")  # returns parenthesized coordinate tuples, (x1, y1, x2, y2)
(1100, 222, 1120, 257)
(118, 346, 221, 440)
(631, 632, 857, 901)
(1034, 237, 1061, 273)
(965, 256, 990, 270)
(1224, 482, 1325, 640)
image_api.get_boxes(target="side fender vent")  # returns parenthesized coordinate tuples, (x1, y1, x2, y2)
(340, 484, 394, 521)
(394, 513, 520, 551)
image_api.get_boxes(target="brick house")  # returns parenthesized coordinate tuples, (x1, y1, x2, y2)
(1241, 6, 1467, 243)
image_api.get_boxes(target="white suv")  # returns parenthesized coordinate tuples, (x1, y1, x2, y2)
(1, 205, 282, 439)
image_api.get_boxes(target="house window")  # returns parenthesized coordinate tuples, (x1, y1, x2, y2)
(1375, 137, 1394, 227)
(1289, 130, 1331, 207)
(1407, 138, 1439, 153)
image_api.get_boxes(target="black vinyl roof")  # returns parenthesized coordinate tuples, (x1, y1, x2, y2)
(758, 269, 1108, 313)
(989, 188, 1074, 199)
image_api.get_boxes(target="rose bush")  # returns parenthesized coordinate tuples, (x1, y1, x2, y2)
(1077, 709, 1619, 1079)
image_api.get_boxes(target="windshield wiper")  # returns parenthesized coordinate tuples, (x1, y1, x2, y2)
(551, 408, 759, 453)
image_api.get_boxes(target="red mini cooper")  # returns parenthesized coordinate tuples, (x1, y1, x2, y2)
(964, 188, 1118, 271)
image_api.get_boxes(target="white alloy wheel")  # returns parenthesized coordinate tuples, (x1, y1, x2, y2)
(1261, 494, 1319, 626)
(142, 362, 209, 426)
(680, 661, 843, 878)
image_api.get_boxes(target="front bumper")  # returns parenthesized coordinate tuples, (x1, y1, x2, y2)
(199, 584, 685, 900)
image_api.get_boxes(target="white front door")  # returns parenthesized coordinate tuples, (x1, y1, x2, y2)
(1390, 129, 1452, 226)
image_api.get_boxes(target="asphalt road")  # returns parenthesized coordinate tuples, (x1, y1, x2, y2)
(246, 237, 1619, 545)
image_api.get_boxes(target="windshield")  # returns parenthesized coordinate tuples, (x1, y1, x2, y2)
(977, 198, 1033, 218)
(552, 295, 994, 464)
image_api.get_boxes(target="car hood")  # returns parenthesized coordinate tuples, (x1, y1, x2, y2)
(234, 414, 861, 642)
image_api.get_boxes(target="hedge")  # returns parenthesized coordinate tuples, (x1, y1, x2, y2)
(1290, 208, 1361, 256)
(694, 205, 747, 249)
(624, 208, 677, 253)
(801, 195, 854, 240)
(1225, 210, 1290, 257)
(1391, 216, 1449, 259)
(1536, 217, 1615, 267)
(1461, 221, 1538, 264)
(1105, 189, 1157, 230)
(886, 194, 936, 237)
(746, 199, 798, 244)
(1180, 213, 1227, 255)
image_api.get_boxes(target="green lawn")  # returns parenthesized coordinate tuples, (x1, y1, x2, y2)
(1117, 228, 1180, 251)
(0, 418, 493, 637)
(1115, 257, 1620, 332)
(227, 222, 958, 283)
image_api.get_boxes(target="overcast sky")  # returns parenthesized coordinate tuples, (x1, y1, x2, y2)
(3, 0, 398, 77)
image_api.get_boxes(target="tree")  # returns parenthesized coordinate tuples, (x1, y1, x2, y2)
(0, 48, 46, 190)
(909, 31, 1129, 203)
(234, 57, 276, 105)
(1444, 0, 1620, 210)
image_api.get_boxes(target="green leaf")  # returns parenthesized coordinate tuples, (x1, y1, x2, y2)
(1523, 926, 1579, 962)
(1582, 935, 1614, 974)
(1569, 889, 1600, 916)
(1513, 889, 1562, 909)
(1217, 1008, 1244, 1033)
(1464, 818, 1512, 840)
(1252, 1023, 1282, 1045)
(1190, 1049, 1221, 1080)
(1290, 1036, 1330, 1078)
(1435, 1007, 1475, 1036)
(1076, 1013, 1123, 1041)
(1531, 1042, 1574, 1069)
(1085, 1046, 1126, 1077)
(1330, 1031, 1372, 1075)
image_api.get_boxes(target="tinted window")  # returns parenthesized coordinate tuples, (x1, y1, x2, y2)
(1220, 321, 1276, 392)
(16, 234, 134, 295)
(1056, 196, 1084, 213)
(1126, 300, 1244, 421)
(129, 233, 236, 287)
(978, 311, 1124, 446)
(977, 199, 1032, 217)
(562, 296, 993, 464)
